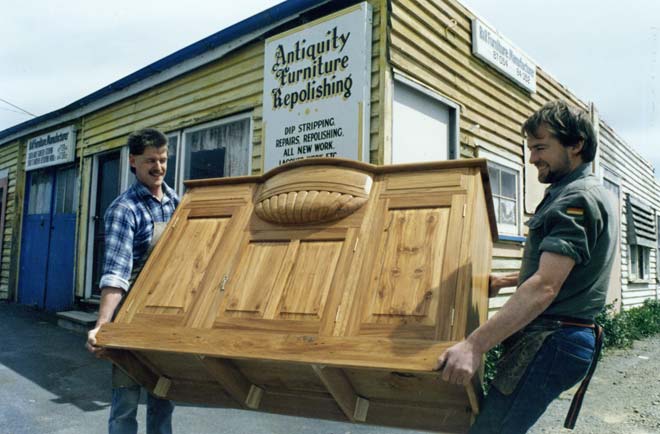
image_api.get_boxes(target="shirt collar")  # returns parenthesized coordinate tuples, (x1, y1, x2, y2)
(544, 163, 592, 201)
(132, 180, 175, 204)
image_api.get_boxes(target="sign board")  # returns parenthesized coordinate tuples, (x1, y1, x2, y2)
(26, 125, 76, 171)
(471, 18, 536, 93)
(262, 2, 372, 172)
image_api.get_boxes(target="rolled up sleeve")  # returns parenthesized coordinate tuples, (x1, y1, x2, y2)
(99, 204, 135, 291)
(539, 195, 600, 265)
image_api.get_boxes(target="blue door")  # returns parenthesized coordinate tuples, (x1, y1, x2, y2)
(18, 170, 53, 308)
(45, 166, 79, 310)
(18, 166, 78, 311)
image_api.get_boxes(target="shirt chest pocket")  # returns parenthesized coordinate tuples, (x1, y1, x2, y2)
(523, 216, 545, 258)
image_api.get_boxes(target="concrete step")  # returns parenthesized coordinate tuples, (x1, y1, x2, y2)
(56, 310, 97, 334)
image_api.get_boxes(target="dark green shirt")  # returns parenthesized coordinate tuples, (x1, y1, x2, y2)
(518, 163, 617, 321)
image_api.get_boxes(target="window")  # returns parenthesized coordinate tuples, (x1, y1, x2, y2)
(55, 166, 79, 214)
(183, 116, 251, 180)
(165, 133, 179, 189)
(602, 166, 621, 211)
(488, 162, 520, 236)
(629, 245, 650, 281)
(625, 194, 656, 283)
(27, 170, 53, 215)
(158, 114, 252, 195)
(603, 178, 620, 206)
(391, 75, 459, 163)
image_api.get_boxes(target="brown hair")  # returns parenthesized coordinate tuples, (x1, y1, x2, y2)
(127, 128, 168, 173)
(522, 100, 597, 162)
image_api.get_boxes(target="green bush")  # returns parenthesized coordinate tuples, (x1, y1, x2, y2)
(596, 299, 660, 349)
(483, 299, 660, 393)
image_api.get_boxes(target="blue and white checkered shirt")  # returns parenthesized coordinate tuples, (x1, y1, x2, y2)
(99, 181, 180, 291)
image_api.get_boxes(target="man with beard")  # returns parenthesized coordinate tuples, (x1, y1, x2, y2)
(436, 100, 617, 433)
(86, 128, 180, 434)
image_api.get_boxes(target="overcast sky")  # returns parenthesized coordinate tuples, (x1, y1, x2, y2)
(2, 0, 659, 176)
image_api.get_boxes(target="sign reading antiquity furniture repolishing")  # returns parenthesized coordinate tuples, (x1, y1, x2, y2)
(261, 2, 372, 172)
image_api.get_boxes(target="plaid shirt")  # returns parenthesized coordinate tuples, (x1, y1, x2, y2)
(99, 181, 180, 291)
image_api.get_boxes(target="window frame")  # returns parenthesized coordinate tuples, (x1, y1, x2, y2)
(164, 111, 254, 196)
(175, 112, 253, 194)
(391, 72, 460, 163)
(629, 244, 650, 282)
(477, 147, 523, 239)
(165, 131, 181, 193)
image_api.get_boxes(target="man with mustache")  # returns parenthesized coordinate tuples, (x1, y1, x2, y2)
(86, 128, 180, 434)
(436, 100, 617, 433)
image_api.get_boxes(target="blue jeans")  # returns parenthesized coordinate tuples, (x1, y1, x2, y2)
(109, 385, 174, 434)
(470, 326, 595, 434)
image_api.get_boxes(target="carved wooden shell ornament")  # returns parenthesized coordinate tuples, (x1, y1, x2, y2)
(254, 165, 373, 224)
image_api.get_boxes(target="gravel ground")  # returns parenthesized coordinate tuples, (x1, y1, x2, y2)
(530, 335, 660, 434)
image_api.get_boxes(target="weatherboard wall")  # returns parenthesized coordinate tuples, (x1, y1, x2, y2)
(387, 0, 660, 314)
(71, 0, 386, 298)
(599, 120, 660, 309)
(0, 141, 24, 301)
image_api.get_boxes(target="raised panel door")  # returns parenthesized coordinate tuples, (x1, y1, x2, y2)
(211, 227, 358, 335)
(349, 192, 467, 341)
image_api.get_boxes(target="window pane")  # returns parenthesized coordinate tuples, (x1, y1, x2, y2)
(488, 161, 520, 235)
(642, 248, 650, 279)
(630, 246, 638, 279)
(500, 199, 516, 225)
(603, 178, 619, 195)
(189, 147, 226, 180)
(492, 197, 500, 222)
(28, 171, 52, 215)
(501, 170, 516, 199)
(55, 166, 78, 214)
(98, 154, 120, 214)
(488, 167, 500, 195)
(184, 118, 250, 181)
(165, 134, 178, 188)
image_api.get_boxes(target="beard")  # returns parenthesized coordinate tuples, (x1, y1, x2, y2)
(536, 151, 571, 184)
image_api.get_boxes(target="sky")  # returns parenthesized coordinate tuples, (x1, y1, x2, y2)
(1, 0, 659, 175)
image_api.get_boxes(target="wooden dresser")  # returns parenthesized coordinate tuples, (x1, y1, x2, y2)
(97, 157, 497, 433)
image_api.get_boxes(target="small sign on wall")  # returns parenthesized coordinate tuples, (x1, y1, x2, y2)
(471, 18, 536, 93)
(26, 125, 76, 171)
(262, 2, 372, 172)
